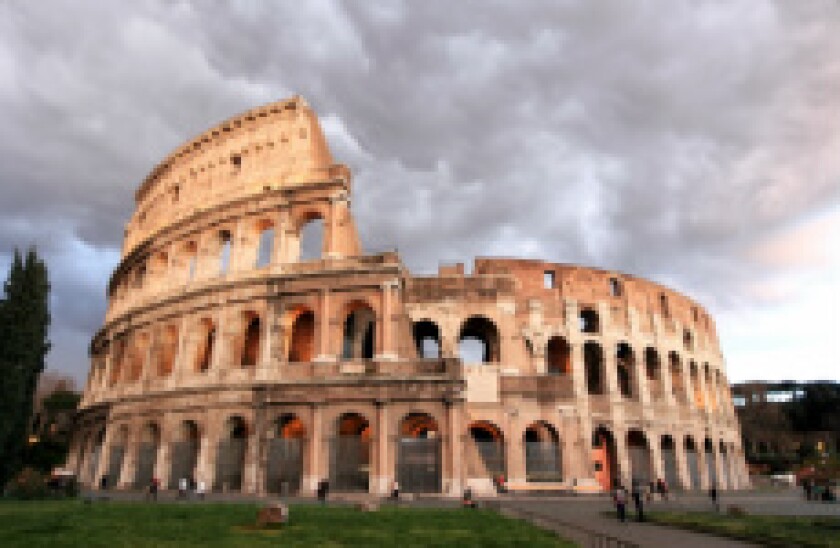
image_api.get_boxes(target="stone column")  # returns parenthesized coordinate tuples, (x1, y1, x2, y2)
(661, 352, 676, 407)
(505, 413, 525, 486)
(614, 425, 631, 487)
(154, 435, 170, 490)
(377, 280, 399, 361)
(674, 434, 691, 490)
(171, 316, 192, 385)
(243, 413, 262, 495)
(444, 400, 463, 496)
(315, 290, 334, 362)
(92, 426, 113, 489)
(195, 418, 217, 492)
(303, 403, 325, 494)
(697, 438, 710, 490)
(649, 431, 665, 485)
(118, 427, 138, 488)
(373, 401, 391, 495)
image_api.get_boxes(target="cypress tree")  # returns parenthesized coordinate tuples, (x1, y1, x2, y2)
(0, 247, 51, 488)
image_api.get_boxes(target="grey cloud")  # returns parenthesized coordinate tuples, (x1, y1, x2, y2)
(1, 0, 839, 383)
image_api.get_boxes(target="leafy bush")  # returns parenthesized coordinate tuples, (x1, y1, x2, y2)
(4, 468, 48, 500)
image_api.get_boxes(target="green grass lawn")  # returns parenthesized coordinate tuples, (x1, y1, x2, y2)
(647, 511, 840, 547)
(0, 500, 574, 547)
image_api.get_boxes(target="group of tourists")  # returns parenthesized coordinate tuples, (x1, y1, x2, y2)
(174, 477, 206, 500)
(613, 478, 721, 523)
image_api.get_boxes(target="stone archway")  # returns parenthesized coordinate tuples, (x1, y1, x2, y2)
(397, 413, 441, 493)
(627, 429, 653, 486)
(266, 414, 305, 495)
(467, 421, 506, 485)
(592, 426, 619, 491)
(214, 416, 248, 492)
(134, 423, 160, 489)
(660, 435, 678, 490)
(685, 436, 700, 490)
(169, 421, 200, 489)
(524, 422, 562, 482)
(330, 412, 371, 492)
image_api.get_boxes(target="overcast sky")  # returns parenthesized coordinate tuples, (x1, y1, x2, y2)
(1, 1, 838, 386)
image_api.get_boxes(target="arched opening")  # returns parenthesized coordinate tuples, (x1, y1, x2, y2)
(126, 333, 148, 383)
(524, 422, 562, 482)
(342, 302, 376, 361)
(584, 342, 605, 395)
(169, 421, 200, 489)
(609, 277, 623, 297)
(616, 343, 635, 398)
(690, 361, 703, 408)
(659, 293, 670, 318)
(133, 423, 160, 489)
(579, 307, 600, 334)
(661, 435, 678, 490)
(468, 421, 505, 482)
(214, 416, 248, 492)
(592, 426, 619, 491)
(685, 436, 700, 489)
(240, 313, 261, 367)
(627, 430, 652, 486)
(546, 337, 570, 375)
(459, 316, 500, 364)
(704, 437, 717, 487)
(266, 414, 305, 495)
(255, 221, 274, 268)
(105, 426, 128, 487)
(669, 352, 685, 403)
(397, 413, 441, 493)
(683, 329, 693, 351)
(330, 412, 371, 492)
(412, 320, 441, 359)
(299, 214, 324, 261)
(644, 347, 661, 399)
(288, 309, 315, 363)
(183, 241, 198, 282)
(218, 230, 232, 276)
(109, 338, 126, 387)
(196, 319, 216, 372)
(157, 325, 178, 377)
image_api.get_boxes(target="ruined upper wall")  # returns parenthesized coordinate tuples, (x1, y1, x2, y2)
(122, 96, 347, 257)
(473, 257, 719, 344)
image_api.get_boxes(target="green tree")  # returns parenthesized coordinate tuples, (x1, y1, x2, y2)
(0, 248, 51, 488)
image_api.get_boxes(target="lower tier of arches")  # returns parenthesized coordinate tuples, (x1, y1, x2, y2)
(70, 399, 749, 496)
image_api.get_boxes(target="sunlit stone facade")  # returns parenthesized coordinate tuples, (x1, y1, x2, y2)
(69, 96, 748, 496)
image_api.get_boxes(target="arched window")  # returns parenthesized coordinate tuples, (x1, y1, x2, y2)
(584, 342, 604, 395)
(458, 316, 500, 364)
(413, 320, 441, 359)
(241, 315, 261, 367)
(579, 308, 600, 334)
(609, 277, 622, 297)
(256, 226, 274, 268)
(616, 343, 635, 398)
(288, 309, 315, 363)
(342, 303, 376, 361)
(219, 230, 232, 275)
(546, 336, 570, 375)
(299, 215, 324, 261)
(196, 319, 215, 372)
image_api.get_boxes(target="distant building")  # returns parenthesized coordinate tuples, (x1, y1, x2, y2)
(732, 381, 840, 474)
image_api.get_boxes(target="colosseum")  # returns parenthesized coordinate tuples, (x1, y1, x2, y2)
(69, 96, 748, 497)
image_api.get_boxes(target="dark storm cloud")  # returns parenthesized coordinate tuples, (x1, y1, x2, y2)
(1, 0, 839, 382)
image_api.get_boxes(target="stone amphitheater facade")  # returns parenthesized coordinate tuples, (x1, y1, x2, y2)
(69, 96, 748, 496)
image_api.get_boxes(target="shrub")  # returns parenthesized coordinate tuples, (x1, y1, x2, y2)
(5, 468, 49, 500)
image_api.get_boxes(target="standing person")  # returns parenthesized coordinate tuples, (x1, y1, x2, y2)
(196, 479, 206, 501)
(709, 484, 719, 512)
(178, 477, 188, 499)
(631, 480, 644, 522)
(391, 480, 400, 501)
(149, 477, 159, 502)
(613, 483, 628, 523)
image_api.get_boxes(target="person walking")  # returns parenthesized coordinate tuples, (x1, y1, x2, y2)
(631, 480, 645, 522)
(710, 484, 719, 512)
(613, 483, 628, 523)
